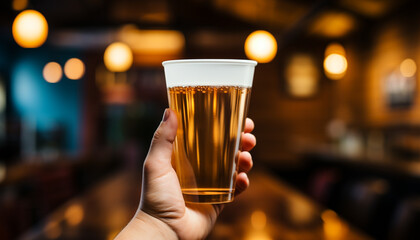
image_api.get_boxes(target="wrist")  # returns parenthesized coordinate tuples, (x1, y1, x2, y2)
(115, 210, 177, 240)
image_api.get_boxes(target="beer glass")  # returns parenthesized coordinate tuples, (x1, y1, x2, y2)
(162, 59, 257, 204)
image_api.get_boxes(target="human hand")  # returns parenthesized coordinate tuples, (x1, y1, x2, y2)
(116, 109, 256, 240)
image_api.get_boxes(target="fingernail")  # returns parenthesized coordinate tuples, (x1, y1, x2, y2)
(162, 108, 170, 122)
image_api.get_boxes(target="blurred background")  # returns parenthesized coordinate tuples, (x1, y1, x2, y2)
(2, 0, 420, 239)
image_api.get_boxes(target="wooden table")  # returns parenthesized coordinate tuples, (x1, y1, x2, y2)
(20, 168, 372, 240)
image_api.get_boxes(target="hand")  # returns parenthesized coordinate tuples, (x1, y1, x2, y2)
(116, 109, 256, 240)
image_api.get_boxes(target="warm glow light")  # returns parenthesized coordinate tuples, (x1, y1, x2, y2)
(245, 231, 272, 240)
(322, 210, 349, 239)
(12, 0, 28, 11)
(43, 62, 62, 83)
(324, 54, 348, 80)
(245, 30, 277, 63)
(64, 58, 85, 80)
(44, 221, 62, 239)
(325, 43, 346, 56)
(0, 81, 6, 113)
(12, 10, 48, 48)
(104, 42, 133, 72)
(117, 27, 185, 66)
(400, 58, 417, 77)
(251, 210, 267, 230)
(118, 27, 185, 55)
(309, 12, 355, 38)
(0, 163, 6, 183)
(65, 204, 84, 226)
(107, 230, 120, 240)
(286, 54, 319, 97)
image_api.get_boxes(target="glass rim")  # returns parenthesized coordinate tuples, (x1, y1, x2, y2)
(162, 59, 257, 66)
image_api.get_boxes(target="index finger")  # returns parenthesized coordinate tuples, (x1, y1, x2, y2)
(244, 118, 254, 133)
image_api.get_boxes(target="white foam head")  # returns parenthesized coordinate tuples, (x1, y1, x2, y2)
(162, 59, 257, 88)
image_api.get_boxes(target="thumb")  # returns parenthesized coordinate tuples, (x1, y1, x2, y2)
(143, 108, 178, 175)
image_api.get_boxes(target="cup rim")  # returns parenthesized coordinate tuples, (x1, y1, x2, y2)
(162, 59, 257, 66)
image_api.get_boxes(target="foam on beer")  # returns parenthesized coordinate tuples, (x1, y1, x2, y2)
(162, 59, 257, 88)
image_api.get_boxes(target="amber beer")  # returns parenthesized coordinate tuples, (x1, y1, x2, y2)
(163, 60, 257, 203)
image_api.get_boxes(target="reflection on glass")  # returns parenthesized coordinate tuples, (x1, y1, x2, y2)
(64, 58, 85, 80)
(65, 204, 84, 226)
(245, 30, 277, 63)
(43, 62, 62, 83)
(12, 10, 48, 48)
(104, 42, 133, 72)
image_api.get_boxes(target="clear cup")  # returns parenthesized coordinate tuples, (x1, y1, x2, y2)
(162, 59, 257, 204)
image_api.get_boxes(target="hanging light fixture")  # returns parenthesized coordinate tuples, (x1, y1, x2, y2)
(244, 30, 277, 63)
(12, 10, 48, 48)
(324, 43, 348, 80)
(103, 42, 133, 72)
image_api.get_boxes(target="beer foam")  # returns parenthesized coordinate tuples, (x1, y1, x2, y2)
(162, 59, 257, 88)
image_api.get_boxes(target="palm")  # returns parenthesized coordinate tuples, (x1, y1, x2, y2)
(140, 157, 221, 239)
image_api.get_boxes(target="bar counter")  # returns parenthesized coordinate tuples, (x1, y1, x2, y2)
(20, 168, 372, 240)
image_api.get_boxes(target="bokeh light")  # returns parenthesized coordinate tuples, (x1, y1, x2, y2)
(400, 58, 417, 77)
(251, 210, 267, 230)
(65, 204, 84, 226)
(325, 42, 346, 56)
(324, 54, 348, 79)
(245, 30, 277, 63)
(104, 42, 133, 72)
(321, 210, 349, 239)
(324, 43, 348, 80)
(0, 163, 6, 183)
(12, 10, 48, 48)
(43, 62, 62, 83)
(64, 58, 85, 80)
(0, 81, 6, 113)
(285, 54, 319, 97)
(107, 230, 120, 240)
(12, 0, 28, 11)
(43, 221, 62, 239)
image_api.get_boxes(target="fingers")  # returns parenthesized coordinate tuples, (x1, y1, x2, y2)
(244, 118, 255, 133)
(237, 151, 253, 173)
(241, 133, 256, 151)
(144, 109, 178, 173)
(235, 172, 249, 196)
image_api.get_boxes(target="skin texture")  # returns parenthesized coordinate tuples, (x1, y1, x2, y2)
(116, 109, 256, 240)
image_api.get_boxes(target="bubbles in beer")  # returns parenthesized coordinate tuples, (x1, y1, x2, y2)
(169, 85, 251, 203)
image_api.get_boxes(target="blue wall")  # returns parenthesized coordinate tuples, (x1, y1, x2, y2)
(11, 49, 83, 153)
